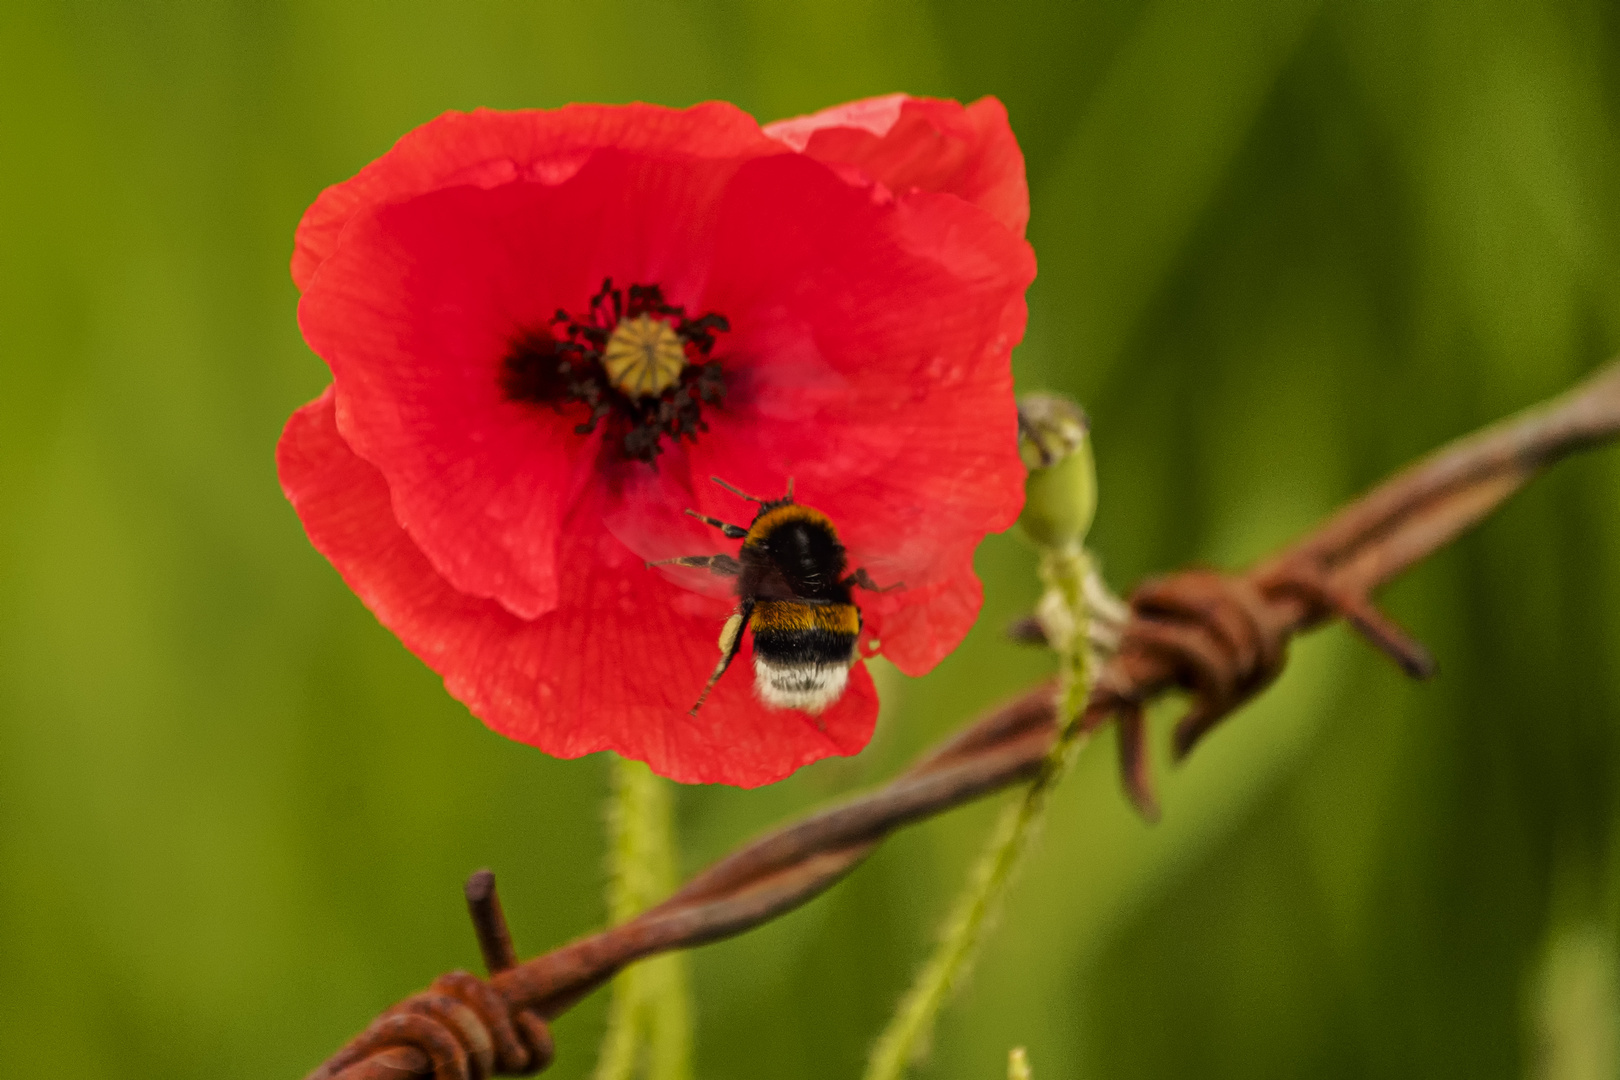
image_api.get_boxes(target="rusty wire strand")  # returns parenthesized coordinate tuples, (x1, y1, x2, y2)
(307, 362, 1620, 1080)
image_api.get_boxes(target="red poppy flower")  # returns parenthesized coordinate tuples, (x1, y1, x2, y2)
(278, 94, 1035, 786)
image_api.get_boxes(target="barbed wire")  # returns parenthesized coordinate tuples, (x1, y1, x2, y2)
(306, 362, 1620, 1080)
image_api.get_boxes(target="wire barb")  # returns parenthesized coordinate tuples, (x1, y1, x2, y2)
(465, 870, 519, 976)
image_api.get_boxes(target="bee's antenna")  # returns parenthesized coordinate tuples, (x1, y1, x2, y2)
(684, 508, 748, 539)
(710, 476, 766, 503)
(785, 476, 795, 500)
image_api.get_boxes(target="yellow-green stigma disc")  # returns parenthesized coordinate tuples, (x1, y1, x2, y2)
(602, 314, 686, 398)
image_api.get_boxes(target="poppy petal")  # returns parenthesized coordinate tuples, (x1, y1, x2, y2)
(293, 102, 782, 291)
(765, 94, 1028, 236)
(298, 149, 757, 618)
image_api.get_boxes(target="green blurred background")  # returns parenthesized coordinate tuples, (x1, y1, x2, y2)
(5, 1, 1620, 1077)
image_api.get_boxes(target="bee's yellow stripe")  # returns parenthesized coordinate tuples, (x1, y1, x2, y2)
(743, 504, 837, 547)
(750, 600, 860, 636)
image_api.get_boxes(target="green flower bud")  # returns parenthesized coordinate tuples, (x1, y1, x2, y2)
(1017, 392, 1095, 549)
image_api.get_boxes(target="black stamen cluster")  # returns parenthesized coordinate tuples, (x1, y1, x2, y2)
(501, 278, 729, 464)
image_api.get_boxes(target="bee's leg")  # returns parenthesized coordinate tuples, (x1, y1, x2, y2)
(684, 508, 748, 539)
(690, 599, 754, 716)
(647, 553, 742, 577)
(848, 567, 904, 593)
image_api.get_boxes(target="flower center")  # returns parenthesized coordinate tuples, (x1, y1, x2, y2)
(603, 313, 687, 397)
(501, 279, 729, 464)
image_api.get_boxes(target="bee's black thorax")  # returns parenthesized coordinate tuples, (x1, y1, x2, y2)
(737, 502, 852, 605)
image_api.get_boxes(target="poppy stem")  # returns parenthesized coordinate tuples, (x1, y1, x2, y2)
(864, 542, 1097, 1080)
(593, 757, 693, 1080)
(864, 397, 1102, 1080)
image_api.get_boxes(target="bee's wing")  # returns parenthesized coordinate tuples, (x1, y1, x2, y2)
(649, 554, 741, 576)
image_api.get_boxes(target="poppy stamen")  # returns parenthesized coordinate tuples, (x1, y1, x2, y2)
(501, 278, 730, 464)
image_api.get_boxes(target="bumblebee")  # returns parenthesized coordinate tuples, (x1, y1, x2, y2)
(654, 478, 897, 715)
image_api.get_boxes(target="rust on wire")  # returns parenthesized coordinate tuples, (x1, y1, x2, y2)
(464, 870, 519, 975)
(312, 871, 556, 1080)
(305, 362, 1620, 1079)
(1086, 363, 1620, 815)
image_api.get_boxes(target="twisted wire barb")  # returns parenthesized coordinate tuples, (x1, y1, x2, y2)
(307, 362, 1620, 1079)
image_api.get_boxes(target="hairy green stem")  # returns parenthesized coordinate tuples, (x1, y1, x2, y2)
(593, 757, 693, 1080)
(864, 545, 1093, 1080)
